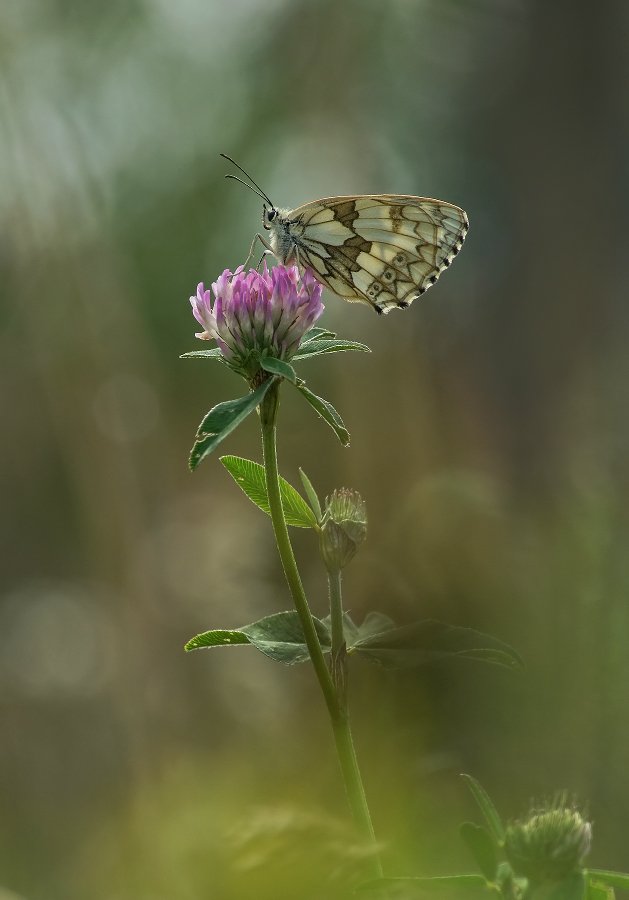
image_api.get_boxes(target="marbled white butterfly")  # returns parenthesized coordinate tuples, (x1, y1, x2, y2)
(223, 155, 469, 315)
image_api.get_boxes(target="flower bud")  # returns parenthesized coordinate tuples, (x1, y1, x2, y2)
(320, 488, 367, 571)
(504, 802, 592, 884)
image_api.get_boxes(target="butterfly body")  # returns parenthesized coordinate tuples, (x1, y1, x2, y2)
(263, 194, 469, 315)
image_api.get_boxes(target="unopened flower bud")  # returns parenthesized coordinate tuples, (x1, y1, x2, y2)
(505, 802, 592, 884)
(320, 488, 367, 571)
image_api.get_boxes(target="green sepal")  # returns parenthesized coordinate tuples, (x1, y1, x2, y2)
(298, 467, 322, 522)
(587, 872, 629, 893)
(185, 610, 331, 664)
(180, 348, 225, 360)
(293, 382, 350, 446)
(220, 455, 318, 528)
(259, 356, 298, 383)
(461, 775, 506, 844)
(292, 338, 371, 360)
(348, 619, 523, 672)
(460, 822, 498, 882)
(189, 379, 274, 470)
(356, 874, 489, 896)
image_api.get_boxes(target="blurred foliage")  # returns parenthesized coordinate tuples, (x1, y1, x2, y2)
(1, 0, 629, 897)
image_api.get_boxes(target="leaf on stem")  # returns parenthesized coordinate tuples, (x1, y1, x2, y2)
(355, 611, 396, 641)
(221, 455, 318, 528)
(293, 383, 350, 446)
(185, 610, 331, 664)
(180, 348, 225, 360)
(587, 883, 616, 900)
(300, 326, 337, 344)
(293, 338, 371, 360)
(460, 822, 498, 881)
(189, 379, 274, 470)
(587, 872, 629, 893)
(348, 619, 523, 672)
(298, 467, 323, 522)
(184, 630, 251, 650)
(460, 775, 506, 844)
(259, 356, 298, 383)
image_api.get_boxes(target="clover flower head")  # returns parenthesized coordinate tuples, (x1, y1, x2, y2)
(505, 799, 592, 883)
(190, 263, 323, 381)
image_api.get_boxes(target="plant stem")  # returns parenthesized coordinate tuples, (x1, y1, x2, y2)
(329, 567, 345, 662)
(331, 704, 382, 876)
(260, 381, 337, 720)
(260, 381, 382, 879)
(327, 567, 382, 877)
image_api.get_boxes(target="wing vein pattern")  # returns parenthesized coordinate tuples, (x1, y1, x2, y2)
(288, 195, 469, 313)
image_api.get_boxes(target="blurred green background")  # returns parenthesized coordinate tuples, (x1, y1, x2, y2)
(1, 0, 628, 897)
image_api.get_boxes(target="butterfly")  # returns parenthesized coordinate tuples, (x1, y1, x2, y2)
(222, 155, 469, 315)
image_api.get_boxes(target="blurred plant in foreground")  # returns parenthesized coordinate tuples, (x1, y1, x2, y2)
(360, 775, 629, 900)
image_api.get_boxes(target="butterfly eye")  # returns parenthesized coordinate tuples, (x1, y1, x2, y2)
(267, 209, 277, 221)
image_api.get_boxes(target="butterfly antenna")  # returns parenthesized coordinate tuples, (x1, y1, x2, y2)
(220, 153, 274, 207)
(224, 174, 271, 205)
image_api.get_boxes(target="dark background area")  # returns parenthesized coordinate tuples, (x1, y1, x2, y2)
(1, 1, 628, 897)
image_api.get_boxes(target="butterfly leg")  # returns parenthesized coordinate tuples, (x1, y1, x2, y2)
(244, 233, 274, 270)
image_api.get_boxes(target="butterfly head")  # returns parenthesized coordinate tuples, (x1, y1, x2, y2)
(262, 205, 277, 230)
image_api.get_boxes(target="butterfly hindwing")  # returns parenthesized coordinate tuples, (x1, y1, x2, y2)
(287, 195, 468, 314)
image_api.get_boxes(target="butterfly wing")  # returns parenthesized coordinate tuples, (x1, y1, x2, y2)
(287, 195, 468, 314)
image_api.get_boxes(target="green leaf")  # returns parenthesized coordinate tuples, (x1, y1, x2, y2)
(180, 348, 225, 359)
(259, 356, 298, 383)
(220, 455, 318, 528)
(460, 822, 497, 881)
(294, 383, 350, 446)
(185, 630, 251, 650)
(460, 775, 505, 844)
(300, 327, 337, 344)
(354, 611, 396, 642)
(350, 620, 523, 672)
(293, 338, 371, 360)
(298, 467, 322, 522)
(587, 872, 629, 893)
(587, 883, 616, 900)
(189, 379, 274, 470)
(185, 611, 331, 664)
(357, 874, 489, 896)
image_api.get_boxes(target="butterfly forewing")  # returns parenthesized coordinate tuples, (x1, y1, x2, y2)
(287, 195, 468, 313)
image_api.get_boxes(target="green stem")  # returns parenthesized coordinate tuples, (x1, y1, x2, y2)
(327, 567, 382, 877)
(260, 381, 382, 879)
(260, 382, 337, 720)
(329, 567, 345, 661)
(331, 708, 382, 877)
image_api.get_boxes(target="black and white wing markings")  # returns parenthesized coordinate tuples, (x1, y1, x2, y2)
(289, 195, 469, 314)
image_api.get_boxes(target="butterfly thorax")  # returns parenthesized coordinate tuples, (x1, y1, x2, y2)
(265, 207, 302, 264)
